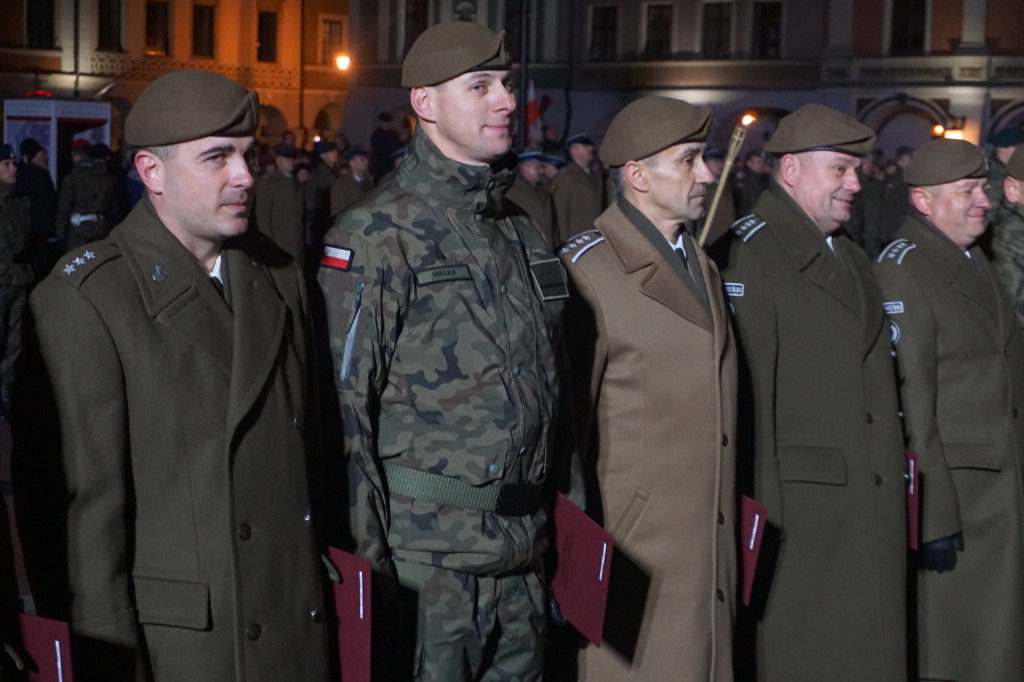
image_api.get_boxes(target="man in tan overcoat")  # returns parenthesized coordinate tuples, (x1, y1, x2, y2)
(13, 70, 332, 681)
(711, 103, 907, 681)
(559, 96, 736, 681)
(875, 138, 1024, 682)
(553, 133, 604, 245)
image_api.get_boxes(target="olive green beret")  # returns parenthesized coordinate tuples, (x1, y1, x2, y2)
(124, 70, 259, 147)
(765, 103, 876, 156)
(402, 22, 511, 88)
(600, 96, 712, 168)
(1007, 145, 1024, 181)
(904, 138, 987, 186)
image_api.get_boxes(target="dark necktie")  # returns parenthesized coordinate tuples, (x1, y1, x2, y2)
(678, 232, 711, 315)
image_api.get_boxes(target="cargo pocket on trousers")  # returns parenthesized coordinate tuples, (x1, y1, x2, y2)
(944, 441, 1002, 471)
(777, 446, 848, 485)
(133, 574, 211, 630)
(609, 488, 651, 540)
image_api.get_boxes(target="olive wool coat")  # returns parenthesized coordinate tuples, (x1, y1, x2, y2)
(15, 197, 331, 682)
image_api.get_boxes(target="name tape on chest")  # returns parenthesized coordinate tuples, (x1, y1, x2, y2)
(724, 282, 745, 297)
(530, 257, 570, 301)
(414, 264, 473, 286)
(321, 245, 353, 271)
(884, 301, 904, 314)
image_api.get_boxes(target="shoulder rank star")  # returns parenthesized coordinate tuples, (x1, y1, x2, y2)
(73, 257, 85, 266)
(83, 250, 95, 260)
(63, 264, 76, 275)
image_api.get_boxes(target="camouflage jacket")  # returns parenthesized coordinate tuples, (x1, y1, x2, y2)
(318, 128, 571, 576)
(987, 157, 1010, 224)
(991, 199, 1024, 330)
(55, 161, 121, 249)
(0, 182, 34, 286)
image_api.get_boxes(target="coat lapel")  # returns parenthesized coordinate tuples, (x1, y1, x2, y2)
(112, 198, 234, 376)
(837, 238, 886, 357)
(598, 203, 713, 333)
(224, 244, 287, 433)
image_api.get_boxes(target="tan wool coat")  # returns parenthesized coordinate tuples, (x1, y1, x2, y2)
(552, 162, 604, 246)
(561, 201, 737, 681)
(712, 185, 907, 682)
(875, 214, 1024, 682)
(14, 197, 331, 682)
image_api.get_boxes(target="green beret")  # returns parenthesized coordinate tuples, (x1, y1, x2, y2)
(765, 103, 876, 156)
(402, 22, 511, 88)
(600, 96, 712, 168)
(903, 139, 987, 186)
(124, 70, 259, 147)
(1007, 146, 1024, 181)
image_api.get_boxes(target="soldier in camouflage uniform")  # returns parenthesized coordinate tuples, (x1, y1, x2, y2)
(990, 145, 1024, 330)
(849, 151, 888, 257)
(0, 144, 34, 418)
(55, 143, 121, 252)
(318, 22, 578, 682)
(986, 129, 1024, 224)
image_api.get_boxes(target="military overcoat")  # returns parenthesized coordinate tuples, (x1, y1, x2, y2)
(254, 167, 305, 265)
(328, 172, 374, 220)
(561, 201, 737, 681)
(506, 174, 558, 249)
(875, 214, 1024, 682)
(552, 162, 603, 246)
(15, 197, 331, 682)
(712, 184, 907, 681)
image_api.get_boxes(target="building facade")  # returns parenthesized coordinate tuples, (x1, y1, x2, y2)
(0, 0, 352, 149)
(342, 0, 1024, 157)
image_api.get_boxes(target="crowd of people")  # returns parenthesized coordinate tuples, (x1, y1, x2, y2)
(1, 18, 1024, 682)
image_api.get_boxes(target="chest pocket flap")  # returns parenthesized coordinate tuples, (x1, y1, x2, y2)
(778, 445, 848, 486)
(133, 574, 211, 630)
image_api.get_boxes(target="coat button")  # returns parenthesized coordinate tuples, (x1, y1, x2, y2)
(246, 623, 262, 640)
(721, 434, 729, 447)
(716, 589, 725, 602)
(500, 284, 508, 294)
(474, 213, 483, 222)
(513, 366, 520, 376)
(489, 464, 499, 474)
(865, 413, 873, 424)
(874, 475, 883, 486)
(718, 511, 725, 525)
(503, 520, 511, 529)
(487, 181, 496, 190)
(311, 609, 324, 623)
(293, 415, 304, 430)
(238, 523, 252, 541)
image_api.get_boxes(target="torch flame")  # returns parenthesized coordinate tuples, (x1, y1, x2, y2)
(741, 114, 757, 127)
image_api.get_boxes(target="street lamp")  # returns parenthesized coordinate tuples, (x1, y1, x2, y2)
(335, 54, 351, 71)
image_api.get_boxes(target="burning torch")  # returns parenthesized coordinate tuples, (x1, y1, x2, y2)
(698, 113, 756, 247)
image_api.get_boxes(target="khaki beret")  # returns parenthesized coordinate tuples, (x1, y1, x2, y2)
(402, 22, 511, 88)
(600, 96, 712, 168)
(904, 138, 988, 186)
(1008, 146, 1024, 181)
(125, 70, 259, 147)
(765, 103, 876, 156)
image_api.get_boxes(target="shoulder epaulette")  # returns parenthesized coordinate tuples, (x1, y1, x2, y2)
(559, 229, 604, 263)
(877, 238, 916, 265)
(730, 213, 767, 242)
(55, 242, 120, 286)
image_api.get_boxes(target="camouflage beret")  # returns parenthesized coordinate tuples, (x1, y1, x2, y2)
(1007, 146, 1024, 181)
(765, 103, 876, 156)
(402, 22, 511, 88)
(904, 138, 988, 186)
(600, 96, 712, 168)
(124, 70, 259, 147)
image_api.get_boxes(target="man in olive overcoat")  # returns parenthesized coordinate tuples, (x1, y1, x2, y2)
(875, 138, 1024, 682)
(14, 70, 332, 682)
(560, 96, 737, 681)
(711, 103, 907, 681)
(553, 133, 604, 245)
(254, 144, 305, 266)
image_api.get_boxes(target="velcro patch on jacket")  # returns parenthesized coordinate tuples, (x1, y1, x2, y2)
(530, 257, 570, 301)
(414, 264, 472, 286)
(884, 301, 904, 314)
(877, 238, 916, 265)
(321, 245, 353, 271)
(731, 214, 766, 242)
(724, 282, 744, 297)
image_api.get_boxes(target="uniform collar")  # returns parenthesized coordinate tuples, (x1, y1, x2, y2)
(761, 181, 838, 270)
(397, 127, 517, 216)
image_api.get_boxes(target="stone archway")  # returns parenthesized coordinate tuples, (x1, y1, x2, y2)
(259, 105, 289, 145)
(988, 100, 1024, 142)
(858, 95, 947, 155)
(312, 102, 346, 142)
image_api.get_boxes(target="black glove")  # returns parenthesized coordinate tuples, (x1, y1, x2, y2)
(920, 532, 964, 573)
(548, 594, 589, 649)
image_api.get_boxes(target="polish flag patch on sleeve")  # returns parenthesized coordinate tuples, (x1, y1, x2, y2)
(321, 245, 353, 271)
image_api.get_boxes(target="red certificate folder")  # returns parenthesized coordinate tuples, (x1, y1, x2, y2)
(907, 450, 920, 550)
(328, 547, 371, 682)
(18, 614, 73, 682)
(551, 492, 613, 646)
(740, 495, 768, 606)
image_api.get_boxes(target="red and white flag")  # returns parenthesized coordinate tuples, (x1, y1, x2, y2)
(321, 245, 353, 271)
(525, 80, 544, 148)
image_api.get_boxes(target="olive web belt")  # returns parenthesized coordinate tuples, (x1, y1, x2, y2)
(382, 461, 543, 516)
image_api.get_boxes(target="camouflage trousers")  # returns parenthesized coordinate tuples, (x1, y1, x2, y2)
(0, 286, 26, 387)
(395, 559, 546, 682)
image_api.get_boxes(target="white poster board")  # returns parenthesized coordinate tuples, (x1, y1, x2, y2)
(3, 99, 111, 185)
